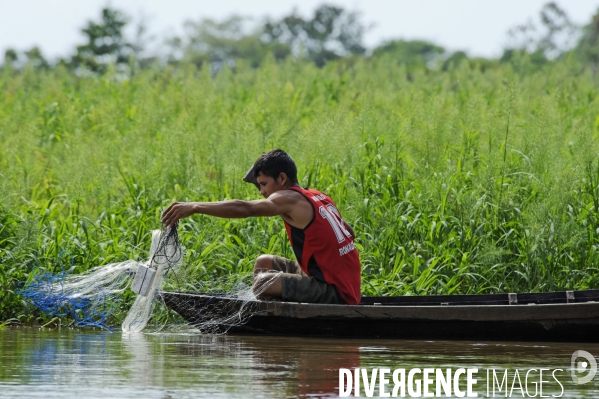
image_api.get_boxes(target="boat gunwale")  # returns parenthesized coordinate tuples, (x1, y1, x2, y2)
(160, 288, 599, 306)
(160, 290, 599, 322)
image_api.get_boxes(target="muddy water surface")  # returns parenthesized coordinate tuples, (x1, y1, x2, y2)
(0, 328, 598, 398)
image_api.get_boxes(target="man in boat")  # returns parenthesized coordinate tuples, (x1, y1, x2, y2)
(161, 149, 361, 305)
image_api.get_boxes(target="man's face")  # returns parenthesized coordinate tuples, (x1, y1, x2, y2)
(256, 172, 285, 198)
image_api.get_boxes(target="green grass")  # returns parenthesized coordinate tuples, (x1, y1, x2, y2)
(2, 56, 599, 323)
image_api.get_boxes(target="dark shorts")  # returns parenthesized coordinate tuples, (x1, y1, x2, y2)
(271, 256, 346, 305)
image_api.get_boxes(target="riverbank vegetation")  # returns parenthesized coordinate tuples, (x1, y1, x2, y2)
(2, 3, 599, 323)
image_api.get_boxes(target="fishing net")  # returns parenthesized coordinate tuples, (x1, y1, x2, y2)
(20, 226, 279, 333)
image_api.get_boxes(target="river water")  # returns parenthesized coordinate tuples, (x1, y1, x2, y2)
(1, 328, 599, 398)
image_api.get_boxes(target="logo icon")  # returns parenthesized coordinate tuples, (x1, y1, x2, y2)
(571, 350, 597, 384)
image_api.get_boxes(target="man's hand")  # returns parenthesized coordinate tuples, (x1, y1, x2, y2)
(161, 202, 197, 228)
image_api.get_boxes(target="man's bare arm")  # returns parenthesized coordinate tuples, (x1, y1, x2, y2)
(161, 194, 294, 228)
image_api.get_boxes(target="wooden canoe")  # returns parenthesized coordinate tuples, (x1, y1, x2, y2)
(160, 289, 599, 342)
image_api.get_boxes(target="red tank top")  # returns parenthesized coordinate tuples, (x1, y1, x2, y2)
(283, 186, 361, 305)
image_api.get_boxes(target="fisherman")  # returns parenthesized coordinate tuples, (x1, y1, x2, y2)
(161, 149, 361, 305)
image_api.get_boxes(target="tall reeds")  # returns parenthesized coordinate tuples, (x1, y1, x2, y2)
(1, 57, 599, 322)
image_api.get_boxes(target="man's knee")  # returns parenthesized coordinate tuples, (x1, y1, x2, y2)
(253, 272, 282, 298)
(254, 254, 273, 273)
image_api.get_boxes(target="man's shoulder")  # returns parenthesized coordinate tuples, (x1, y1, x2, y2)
(271, 186, 336, 207)
(269, 189, 306, 203)
(298, 187, 337, 206)
(288, 186, 328, 197)
(269, 187, 314, 227)
(282, 187, 328, 203)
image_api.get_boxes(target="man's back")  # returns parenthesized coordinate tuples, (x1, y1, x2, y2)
(282, 186, 361, 305)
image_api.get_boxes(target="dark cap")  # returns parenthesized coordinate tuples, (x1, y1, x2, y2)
(243, 165, 259, 189)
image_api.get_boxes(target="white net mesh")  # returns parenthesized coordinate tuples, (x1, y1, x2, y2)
(20, 227, 278, 334)
(122, 229, 174, 333)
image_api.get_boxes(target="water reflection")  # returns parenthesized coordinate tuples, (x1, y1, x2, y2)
(1, 328, 599, 398)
